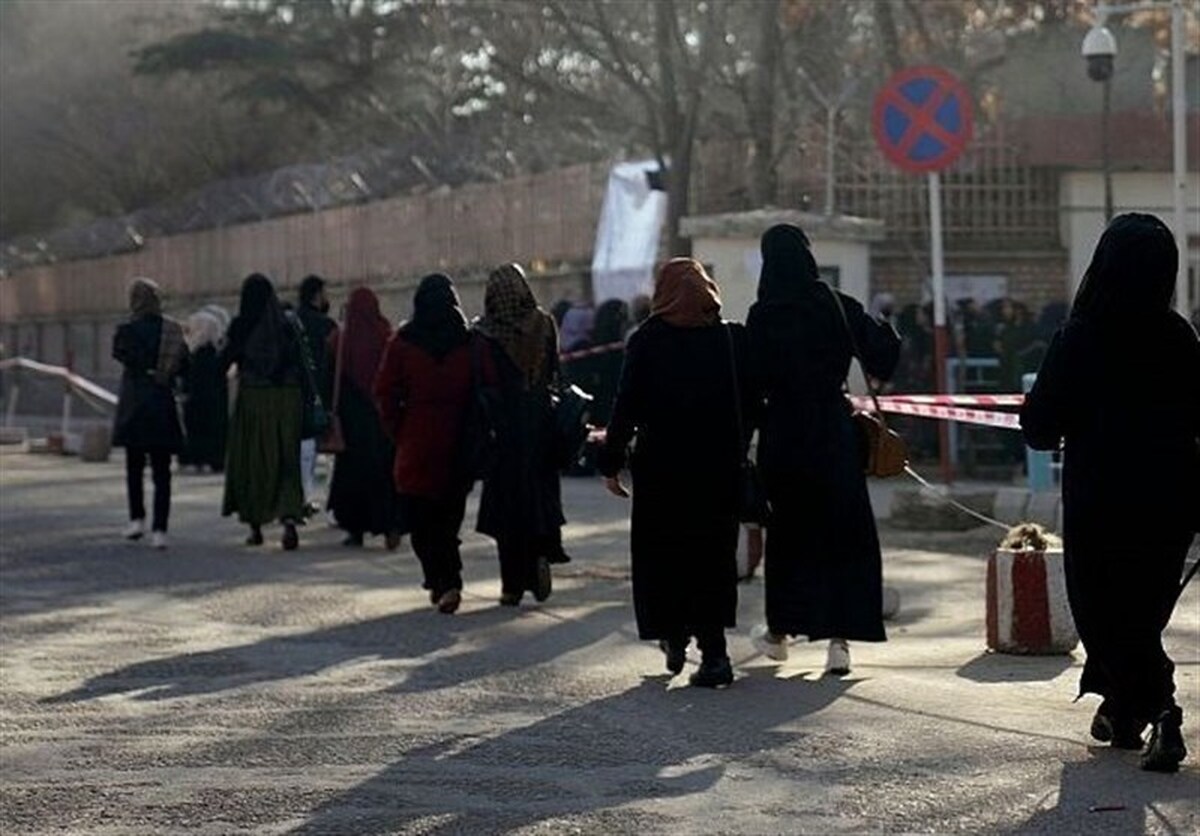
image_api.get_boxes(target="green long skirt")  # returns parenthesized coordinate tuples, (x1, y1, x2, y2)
(222, 385, 304, 526)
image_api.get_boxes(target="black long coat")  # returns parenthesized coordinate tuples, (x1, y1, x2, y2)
(112, 316, 187, 452)
(179, 344, 228, 470)
(598, 319, 752, 641)
(476, 339, 565, 545)
(747, 284, 900, 642)
(1022, 313, 1200, 716)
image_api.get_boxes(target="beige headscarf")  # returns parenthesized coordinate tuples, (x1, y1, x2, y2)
(186, 311, 224, 352)
(652, 258, 722, 328)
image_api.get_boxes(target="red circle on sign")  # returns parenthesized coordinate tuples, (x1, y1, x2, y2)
(872, 65, 974, 173)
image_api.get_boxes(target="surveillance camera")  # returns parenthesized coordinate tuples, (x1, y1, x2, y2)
(1082, 25, 1117, 82)
(1086, 54, 1114, 82)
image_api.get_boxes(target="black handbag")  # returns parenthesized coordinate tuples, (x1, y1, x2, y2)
(550, 382, 594, 470)
(725, 324, 769, 524)
(454, 335, 500, 488)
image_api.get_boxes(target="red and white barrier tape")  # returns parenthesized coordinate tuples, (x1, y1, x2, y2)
(883, 393, 1024, 408)
(559, 341, 625, 363)
(852, 396, 1021, 430)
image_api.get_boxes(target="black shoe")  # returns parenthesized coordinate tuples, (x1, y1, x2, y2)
(385, 530, 402, 551)
(532, 556, 552, 602)
(342, 532, 364, 547)
(547, 549, 572, 565)
(281, 522, 299, 551)
(499, 591, 523, 607)
(659, 639, 686, 675)
(1091, 702, 1145, 750)
(689, 656, 733, 688)
(1141, 707, 1187, 773)
(246, 526, 264, 546)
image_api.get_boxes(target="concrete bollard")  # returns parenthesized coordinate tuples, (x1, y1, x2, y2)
(986, 547, 1077, 655)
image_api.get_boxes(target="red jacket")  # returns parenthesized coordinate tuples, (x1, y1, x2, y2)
(373, 333, 494, 498)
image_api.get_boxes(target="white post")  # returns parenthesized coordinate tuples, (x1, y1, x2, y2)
(929, 171, 952, 482)
(1170, 0, 1189, 316)
(929, 171, 946, 330)
(61, 390, 72, 438)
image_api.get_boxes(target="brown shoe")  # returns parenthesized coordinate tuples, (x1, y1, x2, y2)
(436, 589, 461, 614)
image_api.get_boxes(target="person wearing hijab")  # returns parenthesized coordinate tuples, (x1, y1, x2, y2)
(326, 287, 401, 549)
(598, 258, 752, 688)
(113, 278, 189, 549)
(474, 263, 564, 606)
(179, 310, 228, 473)
(746, 224, 900, 676)
(296, 275, 336, 516)
(1023, 213, 1200, 773)
(375, 274, 494, 614)
(220, 273, 306, 550)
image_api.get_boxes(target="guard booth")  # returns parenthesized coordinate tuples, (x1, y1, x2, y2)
(681, 209, 885, 324)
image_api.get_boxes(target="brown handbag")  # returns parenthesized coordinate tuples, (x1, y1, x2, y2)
(825, 283, 908, 478)
(318, 312, 347, 455)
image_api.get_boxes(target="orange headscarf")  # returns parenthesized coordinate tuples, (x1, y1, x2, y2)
(652, 258, 722, 328)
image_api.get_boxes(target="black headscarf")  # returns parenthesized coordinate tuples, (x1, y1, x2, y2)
(1071, 213, 1178, 327)
(227, 273, 291, 381)
(757, 223, 821, 304)
(398, 273, 470, 360)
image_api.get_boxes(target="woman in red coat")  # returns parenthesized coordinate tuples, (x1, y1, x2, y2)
(374, 274, 494, 614)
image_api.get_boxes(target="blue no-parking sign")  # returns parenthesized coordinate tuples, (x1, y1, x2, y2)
(872, 66, 974, 173)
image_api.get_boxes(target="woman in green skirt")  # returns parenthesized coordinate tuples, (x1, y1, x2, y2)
(221, 274, 306, 549)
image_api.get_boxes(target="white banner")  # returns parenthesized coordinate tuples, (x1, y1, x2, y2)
(591, 160, 667, 303)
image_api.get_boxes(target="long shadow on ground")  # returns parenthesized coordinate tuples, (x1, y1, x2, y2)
(288, 673, 854, 835)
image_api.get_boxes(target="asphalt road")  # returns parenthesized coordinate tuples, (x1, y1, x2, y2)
(1, 452, 1197, 835)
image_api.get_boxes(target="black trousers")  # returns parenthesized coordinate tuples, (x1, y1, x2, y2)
(126, 446, 172, 532)
(1067, 532, 1192, 723)
(403, 492, 467, 598)
(497, 533, 557, 595)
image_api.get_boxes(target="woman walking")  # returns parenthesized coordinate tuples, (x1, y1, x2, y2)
(375, 274, 492, 614)
(746, 224, 900, 675)
(326, 287, 401, 549)
(599, 258, 751, 688)
(1023, 213, 1199, 773)
(221, 274, 306, 550)
(113, 278, 189, 550)
(179, 309, 228, 473)
(475, 264, 564, 606)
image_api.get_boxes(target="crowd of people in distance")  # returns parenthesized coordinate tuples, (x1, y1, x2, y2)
(109, 215, 1198, 773)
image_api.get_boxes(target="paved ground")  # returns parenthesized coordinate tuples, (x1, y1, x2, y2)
(1, 452, 1197, 835)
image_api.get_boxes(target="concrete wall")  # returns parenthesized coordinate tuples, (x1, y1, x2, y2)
(1059, 170, 1200, 302)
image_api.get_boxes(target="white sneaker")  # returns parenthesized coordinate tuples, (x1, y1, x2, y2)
(124, 520, 145, 540)
(751, 623, 789, 661)
(150, 531, 167, 550)
(825, 638, 850, 676)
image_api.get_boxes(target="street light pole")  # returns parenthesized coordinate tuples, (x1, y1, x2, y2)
(1101, 75, 1114, 222)
(1089, 0, 1192, 315)
(1170, 0, 1189, 317)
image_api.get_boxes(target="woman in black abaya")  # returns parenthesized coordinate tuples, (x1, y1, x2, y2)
(1022, 213, 1200, 773)
(746, 224, 900, 675)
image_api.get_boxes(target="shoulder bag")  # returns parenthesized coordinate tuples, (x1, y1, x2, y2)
(825, 284, 909, 479)
(550, 381, 595, 471)
(725, 324, 770, 523)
